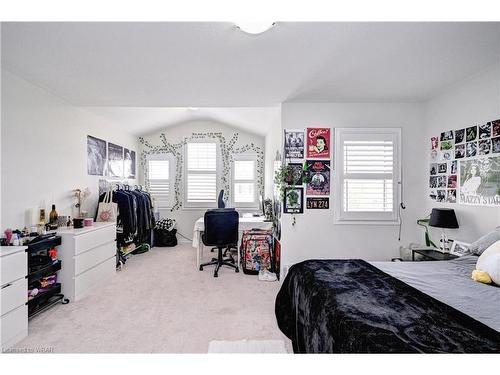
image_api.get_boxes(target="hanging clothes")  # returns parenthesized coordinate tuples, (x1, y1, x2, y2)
(97, 186, 154, 249)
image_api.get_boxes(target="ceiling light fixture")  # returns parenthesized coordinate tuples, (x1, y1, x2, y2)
(188, 107, 200, 111)
(235, 22, 275, 35)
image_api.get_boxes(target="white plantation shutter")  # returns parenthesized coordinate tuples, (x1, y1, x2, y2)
(233, 159, 257, 205)
(186, 143, 217, 205)
(336, 129, 400, 223)
(147, 158, 170, 209)
(344, 140, 394, 212)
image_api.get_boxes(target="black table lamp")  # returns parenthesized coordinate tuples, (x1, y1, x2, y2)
(429, 208, 459, 252)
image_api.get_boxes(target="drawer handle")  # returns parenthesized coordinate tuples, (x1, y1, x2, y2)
(1, 283, 12, 289)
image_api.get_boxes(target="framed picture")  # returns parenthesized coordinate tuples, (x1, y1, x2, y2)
(306, 127, 330, 159)
(124, 148, 136, 178)
(87, 135, 106, 176)
(450, 241, 471, 257)
(284, 163, 304, 185)
(284, 130, 305, 159)
(305, 160, 330, 195)
(107, 142, 124, 178)
(284, 187, 304, 214)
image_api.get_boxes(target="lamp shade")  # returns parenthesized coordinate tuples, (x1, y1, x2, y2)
(429, 208, 459, 229)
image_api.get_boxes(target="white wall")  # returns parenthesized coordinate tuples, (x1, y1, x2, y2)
(1, 70, 138, 229)
(424, 65, 500, 243)
(280, 102, 427, 267)
(139, 119, 265, 240)
(264, 105, 282, 199)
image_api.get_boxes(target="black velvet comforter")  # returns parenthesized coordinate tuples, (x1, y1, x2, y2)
(275, 259, 500, 353)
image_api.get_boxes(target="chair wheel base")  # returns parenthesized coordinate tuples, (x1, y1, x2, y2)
(214, 272, 218, 277)
(199, 266, 203, 271)
(235, 268, 239, 273)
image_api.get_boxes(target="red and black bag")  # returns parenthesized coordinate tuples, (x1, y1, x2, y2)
(239, 229, 273, 275)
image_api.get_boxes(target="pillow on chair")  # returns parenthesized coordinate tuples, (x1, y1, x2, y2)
(475, 240, 500, 285)
(469, 227, 500, 256)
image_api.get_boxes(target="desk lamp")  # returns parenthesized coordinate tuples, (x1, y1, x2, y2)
(429, 208, 459, 252)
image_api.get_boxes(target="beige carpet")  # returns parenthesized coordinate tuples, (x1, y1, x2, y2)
(15, 243, 290, 353)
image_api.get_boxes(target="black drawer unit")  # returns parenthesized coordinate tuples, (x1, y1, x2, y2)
(27, 234, 68, 319)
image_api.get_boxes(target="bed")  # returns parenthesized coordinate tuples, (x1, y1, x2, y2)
(275, 256, 500, 353)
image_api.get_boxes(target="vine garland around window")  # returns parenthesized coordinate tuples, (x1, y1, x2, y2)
(139, 131, 264, 211)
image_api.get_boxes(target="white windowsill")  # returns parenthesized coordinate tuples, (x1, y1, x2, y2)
(334, 219, 400, 226)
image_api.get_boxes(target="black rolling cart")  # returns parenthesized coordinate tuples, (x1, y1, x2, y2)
(26, 234, 69, 319)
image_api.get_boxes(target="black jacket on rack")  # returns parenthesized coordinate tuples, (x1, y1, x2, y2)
(97, 187, 155, 247)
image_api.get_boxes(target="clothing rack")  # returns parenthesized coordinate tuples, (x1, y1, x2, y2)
(97, 184, 154, 269)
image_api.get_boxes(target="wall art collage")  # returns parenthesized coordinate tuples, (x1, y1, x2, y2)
(283, 127, 332, 214)
(87, 135, 136, 179)
(139, 131, 265, 211)
(429, 119, 500, 206)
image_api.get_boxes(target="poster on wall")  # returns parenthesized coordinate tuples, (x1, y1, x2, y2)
(124, 148, 136, 178)
(284, 130, 305, 159)
(107, 143, 124, 178)
(459, 156, 500, 206)
(306, 127, 330, 159)
(87, 135, 106, 176)
(305, 160, 330, 195)
(284, 163, 304, 185)
(284, 187, 304, 214)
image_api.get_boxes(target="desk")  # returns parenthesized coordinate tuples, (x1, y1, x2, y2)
(192, 216, 273, 270)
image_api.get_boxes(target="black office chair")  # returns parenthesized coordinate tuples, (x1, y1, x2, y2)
(211, 190, 234, 257)
(217, 189, 225, 208)
(200, 209, 239, 277)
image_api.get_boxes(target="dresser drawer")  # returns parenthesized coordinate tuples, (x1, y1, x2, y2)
(1, 277, 27, 316)
(1, 251, 27, 286)
(75, 241, 116, 276)
(74, 256, 115, 301)
(1, 304, 28, 350)
(74, 225, 116, 255)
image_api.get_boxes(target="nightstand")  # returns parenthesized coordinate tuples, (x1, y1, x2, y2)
(411, 248, 458, 261)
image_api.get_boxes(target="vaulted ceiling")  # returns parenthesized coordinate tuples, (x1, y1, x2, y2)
(1, 22, 499, 135)
(2, 22, 499, 107)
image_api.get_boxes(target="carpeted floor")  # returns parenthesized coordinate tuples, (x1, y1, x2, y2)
(16, 243, 290, 353)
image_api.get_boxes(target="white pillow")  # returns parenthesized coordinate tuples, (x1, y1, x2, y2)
(476, 240, 500, 285)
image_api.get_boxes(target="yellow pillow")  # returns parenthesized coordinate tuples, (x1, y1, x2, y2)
(471, 269, 492, 284)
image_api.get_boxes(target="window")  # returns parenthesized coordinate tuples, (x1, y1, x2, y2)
(232, 156, 258, 207)
(185, 142, 218, 206)
(335, 128, 400, 224)
(147, 155, 171, 209)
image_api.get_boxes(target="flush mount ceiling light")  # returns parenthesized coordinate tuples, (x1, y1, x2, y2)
(235, 22, 276, 35)
(188, 107, 200, 111)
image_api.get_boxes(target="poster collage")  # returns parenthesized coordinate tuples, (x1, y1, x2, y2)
(283, 127, 332, 213)
(429, 120, 500, 206)
(87, 135, 136, 179)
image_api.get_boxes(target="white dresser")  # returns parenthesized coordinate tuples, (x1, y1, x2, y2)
(1, 246, 28, 351)
(57, 222, 116, 302)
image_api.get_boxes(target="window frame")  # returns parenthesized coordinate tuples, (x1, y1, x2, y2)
(183, 140, 220, 209)
(334, 127, 401, 225)
(231, 154, 259, 209)
(146, 153, 174, 210)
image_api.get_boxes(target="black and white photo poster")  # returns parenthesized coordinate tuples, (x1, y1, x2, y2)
(459, 156, 500, 206)
(124, 148, 136, 178)
(87, 135, 106, 176)
(284, 130, 305, 159)
(107, 143, 124, 178)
